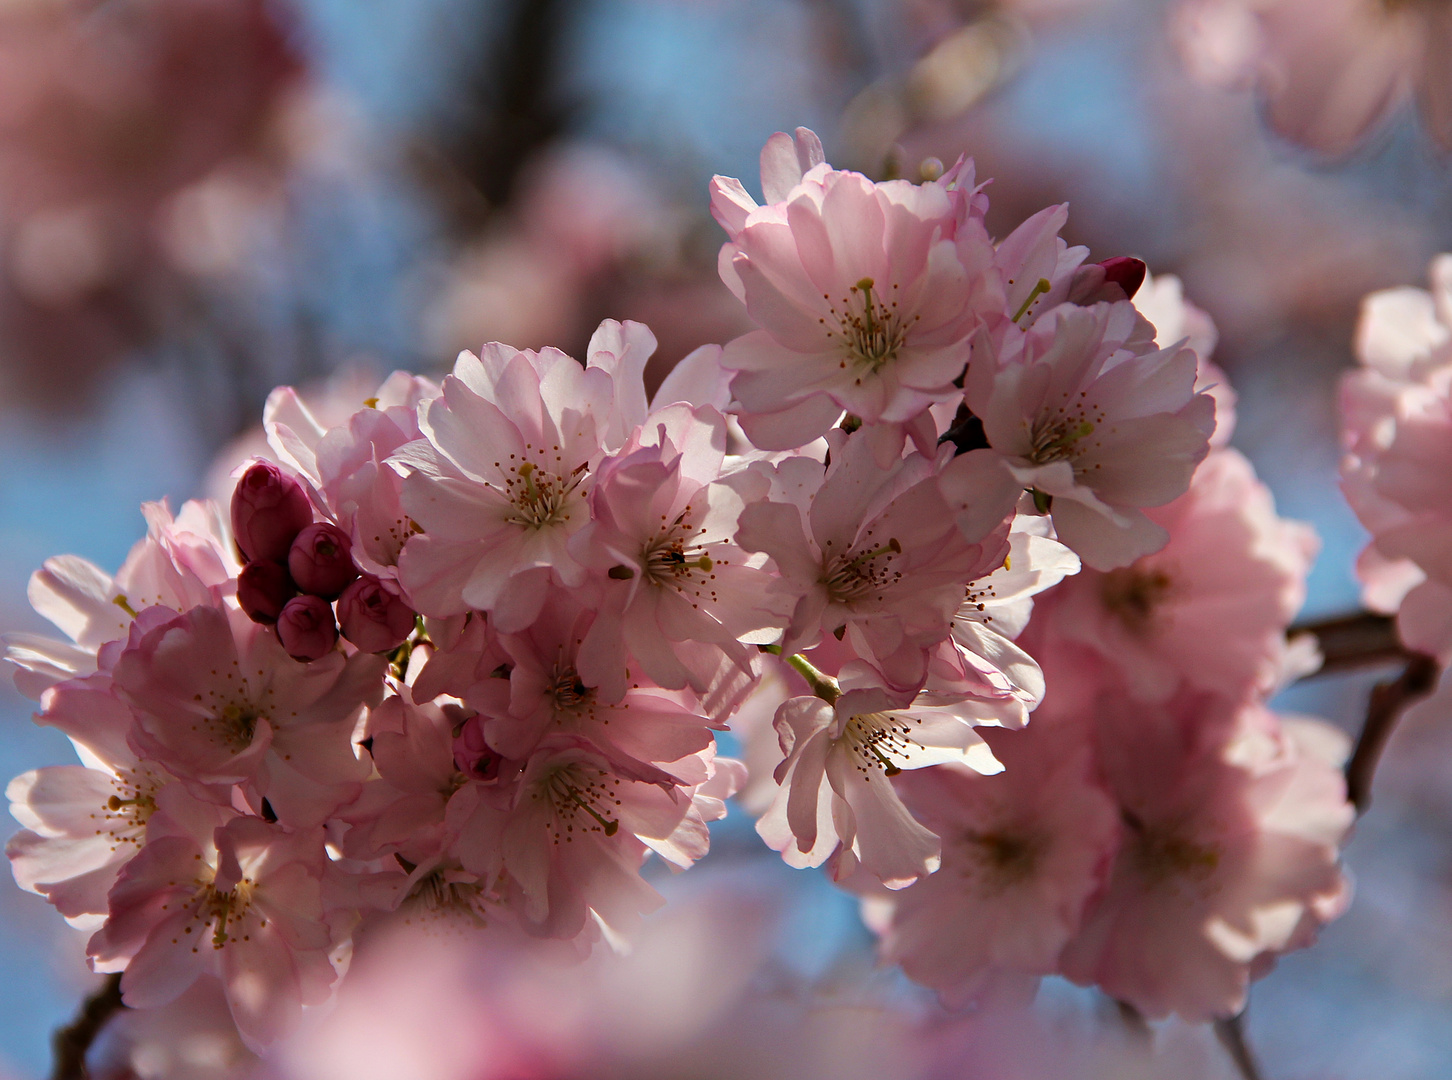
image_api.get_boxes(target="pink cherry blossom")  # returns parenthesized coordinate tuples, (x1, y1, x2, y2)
(5, 499, 234, 699)
(473, 587, 723, 778)
(863, 718, 1119, 1006)
(711, 128, 1000, 441)
(393, 321, 657, 629)
(112, 602, 382, 827)
(1059, 695, 1353, 1021)
(1133, 269, 1237, 447)
(89, 812, 337, 1049)
(738, 431, 1011, 690)
(1038, 448, 1318, 703)
(264, 371, 439, 580)
(756, 676, 1006, 889)
(570, 402, 786, 705)
(958, 299, 1215, 570)
(339, 691, 471, 866)
(5, 752, 200, 930)
(497, 736, 740, 939)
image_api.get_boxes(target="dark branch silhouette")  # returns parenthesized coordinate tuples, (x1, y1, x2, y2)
(52, 973, 124, 1080)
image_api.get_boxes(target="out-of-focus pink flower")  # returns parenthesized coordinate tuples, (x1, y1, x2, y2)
(90, 812, 336, 1050)
(711, 128, 999, 444)
(1059, 696, 1353, 1021)
(864, 718, 1119, 1006)
(1041, 448, 1318, 703)
(957, 299, 1215, 570)
(1174, 0, 1452, 154)
(0, 0, 302, 403)
(1340, 255, 1452, 659)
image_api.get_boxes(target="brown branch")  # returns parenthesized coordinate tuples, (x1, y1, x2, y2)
(1214, 1012, 1264, 1080)
(52, 973, 124, 1080)
(1345, 652, 1440, 814)
(1288, 612, 1408, 674)
(1113, 999, 1152, 1042)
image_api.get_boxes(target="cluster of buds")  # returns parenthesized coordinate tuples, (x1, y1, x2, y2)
(233, 462, 415, 660)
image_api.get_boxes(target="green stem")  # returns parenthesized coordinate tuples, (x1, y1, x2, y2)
(759, 644, 840, 703)
(784, 652, 840, 705)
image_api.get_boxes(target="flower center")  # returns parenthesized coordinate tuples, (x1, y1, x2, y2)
(960, 828, 1043, 892)
(549, 665, 593, 710)
(540, 766, 622, 841)
(821, 537, 902, 606)
(824, 278, 913, 372)
(1099, 566, 1173, 634)
(500, 456, 587, 530)
(1125, 811, 1220, 887)
(217, 703, 261, 751)
(405, 868, 491, 927)
(641, 510, 714, 587)
(188, 878, 255, 950)
(842, 710, 923, 779)
(1027, 395, 1107, 466)
(99, 767, 162, 848)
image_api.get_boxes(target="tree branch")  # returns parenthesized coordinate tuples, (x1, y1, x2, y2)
(1344, 652, 1440, 814)
(1214, 1012, 1263, 1080)
(1288, 612, 1408, 674)
(52, 973, 124, 1080)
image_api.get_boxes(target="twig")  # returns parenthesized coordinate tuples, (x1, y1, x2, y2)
(1214, 1012, 1264, 1080)
(1344, 652, 1440, 814)
(52, 973, 124, 1080)
(1114, 999, 1152, 1043)
(1288, 612, 1408, 675)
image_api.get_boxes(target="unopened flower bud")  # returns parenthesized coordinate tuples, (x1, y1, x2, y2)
(452, 715, 501, 783)
(1069, 256, 1148, 306)
(276, 595, 338, 661)
(231, 462, 314, 563)
(1098, 256, 1147, 300)
(337, 574, 415, 653)
(237, 560, 295, 624)
(288, 522, 358, 600)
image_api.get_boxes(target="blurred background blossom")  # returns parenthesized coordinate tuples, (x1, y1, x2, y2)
(5, 0, 1452, 1076)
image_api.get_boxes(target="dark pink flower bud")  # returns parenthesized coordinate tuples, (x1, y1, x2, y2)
(1067, 256, 1148, 306)
(275, 595, 338, 662)
(237, 560, 295, 624)
(231, 461, 314, 563)
(1098, 256, 1147, 300)
(337, 574, 415, 653)
(452, 715, 501, 783)
(287, 522, 359, 600)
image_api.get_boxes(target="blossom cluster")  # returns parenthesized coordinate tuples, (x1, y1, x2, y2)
(5, 128, 1351, 1059)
